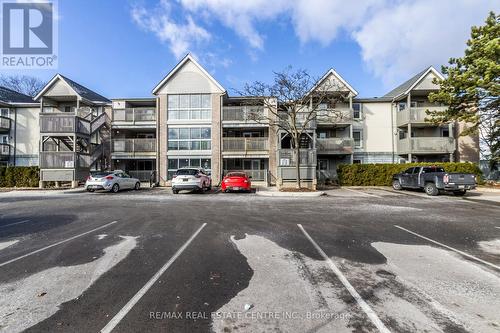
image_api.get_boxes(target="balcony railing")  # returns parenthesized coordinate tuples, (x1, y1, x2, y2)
(222, 137, 268, 152)
(397, 137, 455, 154)
(112, 138, 156, 157)
(40, 152, 90, 169)
(316, 138, 354, 154)
(0, 116, 11, 132)
(0, 143, 10, 160)
(112, 108, 156, 124)
(40, 113, 91, 135)
(223, 106, 267, 122)
(316, 108, 353, 123)
(397, 106, 447, 126)
(278, 148, 316, 166)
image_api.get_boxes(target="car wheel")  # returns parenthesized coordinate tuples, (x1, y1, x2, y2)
(134, 182, 140, 191)
(87, 189, 94, 192)
(392, 180, 403, 190)
(172, 189, 179, 194)
(453, 190, 466, 196)
(424, 182, 438, 196)
(111, 183, 120, 193)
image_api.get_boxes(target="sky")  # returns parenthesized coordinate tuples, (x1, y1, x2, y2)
(6, 0, 499, 99)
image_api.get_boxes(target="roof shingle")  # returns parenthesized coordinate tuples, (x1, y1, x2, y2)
(0, 86, 35, 104)
(382, 67, 432, 98)
(59, 75, 110, 103)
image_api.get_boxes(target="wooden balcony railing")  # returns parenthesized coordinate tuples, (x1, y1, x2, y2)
(0, 116, 11, 132)
(39, 152, 90, 169)
(112, 108, 156, 124)
(397, 137, 455, 154)
(278, 149, 316, 166)
(316, 138, 354, 154)
(396, 106, 447, 126)
(40, 113, 91, 135)
(112, 138, 156, 156)
(222, 137, 268, 152)
(222, 106, 267, 122)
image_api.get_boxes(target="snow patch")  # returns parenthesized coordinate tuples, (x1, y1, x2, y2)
(96, 234, 107, 240)
(0, 239, 19, 251)
(478, 239, 500, 256)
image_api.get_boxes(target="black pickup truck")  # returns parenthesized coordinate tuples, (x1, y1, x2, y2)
(392, 166, 476, 196)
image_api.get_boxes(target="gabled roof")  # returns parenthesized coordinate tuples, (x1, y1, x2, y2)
(308, 68, 358, 97)
(34, 74, 110, 103)
(152, 54, 225, 95)
(383, 66, 444, 99)
(0, 86, 36, 104)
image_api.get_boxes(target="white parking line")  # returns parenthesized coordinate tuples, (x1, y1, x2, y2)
(297, 224, 390, 333)
(0, 220, 118, 268)
(100, 223, 207, 333)
(0, 220, 31, 229)
(394, 225, 500, 271)
(342, 188, 382, 198)
(495, 227, 500, 230)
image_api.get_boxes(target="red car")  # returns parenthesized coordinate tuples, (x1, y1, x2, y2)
(221, 172, 252, 192)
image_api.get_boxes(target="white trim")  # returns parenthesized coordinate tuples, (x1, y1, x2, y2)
(308, 68, 358, 97)
(152, 54, 226, 95)
(404, 66, 444, 95)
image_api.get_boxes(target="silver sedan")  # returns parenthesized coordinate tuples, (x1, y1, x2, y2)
(85, 170, 141, 193)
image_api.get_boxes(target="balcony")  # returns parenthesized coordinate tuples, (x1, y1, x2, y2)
(397, 137, 455, 154)
(112, 138, 156, 158)
(222, 106, 267, 125)
(316, 138, 354, 154)
(397, 106, 447, 126)
(0, 116, 11, 133)
(39, 152, 90, 169)
(112, 108, 156, 127)
(278, 148, 316, 167)
(40, 113, 91, 135)
(222, 137, 269, 156)
(0, 143, 10, 161)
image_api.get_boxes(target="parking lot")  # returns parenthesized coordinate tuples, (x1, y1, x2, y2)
(0, 188, 499, 332)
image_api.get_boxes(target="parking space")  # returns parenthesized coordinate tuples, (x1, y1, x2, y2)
(0, 189, 499, 332)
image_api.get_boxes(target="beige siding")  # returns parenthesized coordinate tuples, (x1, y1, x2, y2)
(358, 102, 393, 153)
(456, 122, 480, 162)
(413, 72, 440, 91)
(14, 107, 40, 165)
(44, 79, 77, 97)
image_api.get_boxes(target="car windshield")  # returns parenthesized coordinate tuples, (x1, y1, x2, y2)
(176, 169, 199, 176)
(227, 172, 246, 178)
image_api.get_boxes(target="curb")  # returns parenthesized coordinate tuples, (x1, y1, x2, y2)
(256, 190, 325, 197)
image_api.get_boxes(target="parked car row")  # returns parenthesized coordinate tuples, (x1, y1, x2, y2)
(85, 168, 253, 194)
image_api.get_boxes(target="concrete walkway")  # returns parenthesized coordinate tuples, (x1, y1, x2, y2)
(255, 186, 325, 197)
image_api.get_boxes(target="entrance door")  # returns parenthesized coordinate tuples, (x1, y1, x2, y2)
(317, 159, 328, 171)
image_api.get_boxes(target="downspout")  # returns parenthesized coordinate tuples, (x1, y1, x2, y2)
(13, 107, 17, 166)
(219, 94, 223, 186)
(156, 96, 160, 186)
(390, 100, 395, 163)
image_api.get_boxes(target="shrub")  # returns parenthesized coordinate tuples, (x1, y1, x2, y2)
(337, 162, 483, 186)
(0, 166, 39, 187)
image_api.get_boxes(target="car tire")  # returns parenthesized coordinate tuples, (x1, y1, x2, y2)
(424, 182, 438, 196)
(392, 179, 403, 190)
(111, 184, 120, 193)
(87, 189, 94, 192)
(134, 182, 140, 191)
(172, 189, 179, 194)
(453, 190, 466, 196)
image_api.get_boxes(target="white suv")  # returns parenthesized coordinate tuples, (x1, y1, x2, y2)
(171, 168, 211, 194)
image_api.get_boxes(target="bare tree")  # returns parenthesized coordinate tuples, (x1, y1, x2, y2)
(0, 74, 46, 97)
(240, 67, 353, 189)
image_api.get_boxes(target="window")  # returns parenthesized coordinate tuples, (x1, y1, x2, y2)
(168, 94, 211, 120)
(168, 127, 211, 151)
(399, 131, 407, 140)
(441, 128, 450, 137)
(1, 135, 8, 144)
(0, 108, 9, 118)
(167, 158, 211, 179)
(353, 131, 362, 148)
(353, 159, 362, 164)
(404, 168, 414, 174)
(398, 103, 406, 112)
(352, 103, 362, 119)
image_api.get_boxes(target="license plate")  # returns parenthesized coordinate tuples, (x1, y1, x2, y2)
(183, 178, 188, 182)
(233, 187, 240, 191)
(459, 185, 465, 189)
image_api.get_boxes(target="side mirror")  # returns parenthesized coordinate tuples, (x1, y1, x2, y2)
(249, 176, 253, 179)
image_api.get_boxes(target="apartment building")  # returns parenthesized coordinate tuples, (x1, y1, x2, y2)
(0, 87, 39, 167)
(34, 74, 110, 188)
(27, 54, 479, 188)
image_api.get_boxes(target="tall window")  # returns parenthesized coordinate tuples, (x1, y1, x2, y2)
(168, 127, 211, 150)
(167, 158, 211, 179)
(352, 103, 362, 119)
(0, 108, 9, 118)
(168, 94, 211, 120)
(353, 131, 362, 148)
